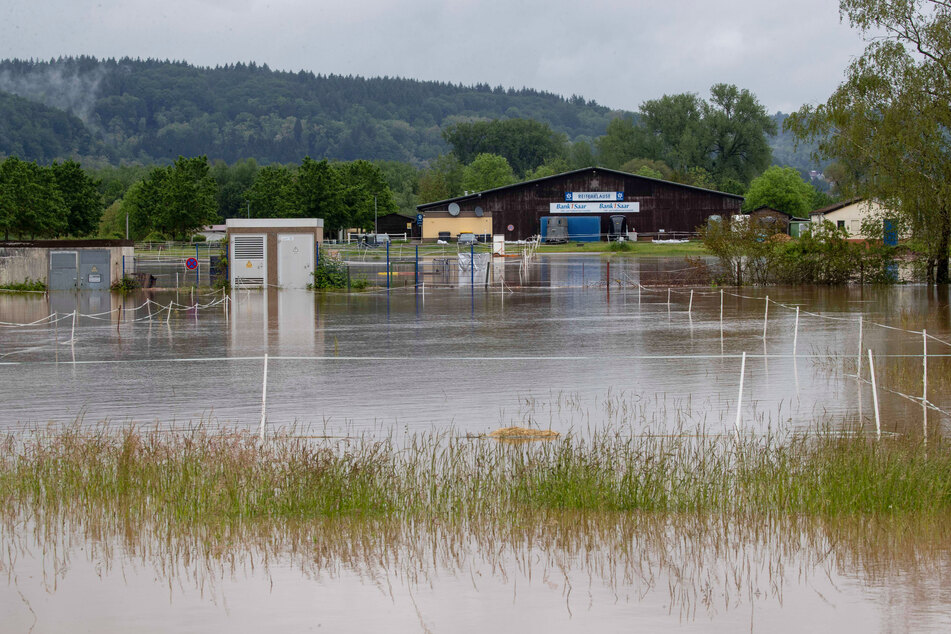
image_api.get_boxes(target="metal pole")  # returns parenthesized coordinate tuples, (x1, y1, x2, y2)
(125, 213, 129, 240)
(260, 354, 269, 440)
(386, 241, 390, 289)
(868, 349, 881, 439)
(470, 242, 474, 287)
(196, 244, 200, 286)
(374, 196, 378, 235)
(763, 295, 769, 340)
(734, 351, 746, 437)
(415, 244, 419, 288)
(122, 255, 125, 279)
(793, 306, 800, 357)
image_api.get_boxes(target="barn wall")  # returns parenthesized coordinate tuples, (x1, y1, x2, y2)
(417, 169, 742, 241)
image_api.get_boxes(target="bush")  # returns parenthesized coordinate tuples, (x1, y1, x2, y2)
(110, 276, 141, 293)
(308, 253, 349, 289)
(0, 278, 47, 292)
(142, 231, 167, 243)
(700, 217, 898, 286)
(190, 234, 207, 242)
(608, 240, 634, 252)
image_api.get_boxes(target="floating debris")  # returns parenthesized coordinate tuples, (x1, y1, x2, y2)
(488, 426, 560, 440)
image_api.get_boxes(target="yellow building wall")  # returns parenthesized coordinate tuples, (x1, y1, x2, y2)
(422, 217, 493, 240)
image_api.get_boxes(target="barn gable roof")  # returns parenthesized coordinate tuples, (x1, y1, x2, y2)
(416, 166, 745, 210)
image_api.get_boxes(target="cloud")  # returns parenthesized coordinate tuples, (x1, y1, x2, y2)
(0, 0, 868, 113)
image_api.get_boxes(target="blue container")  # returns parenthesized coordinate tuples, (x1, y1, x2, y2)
(540, 216, 601, 242)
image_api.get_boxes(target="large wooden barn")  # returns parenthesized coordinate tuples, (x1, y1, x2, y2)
(416, 167, 743, 241)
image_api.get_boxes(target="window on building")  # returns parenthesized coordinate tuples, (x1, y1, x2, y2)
(837, 220, 846, 230)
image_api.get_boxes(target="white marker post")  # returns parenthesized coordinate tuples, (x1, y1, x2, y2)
(734, 351, 747, 438)
(719, 289, 724, 325)
(260, 353, 269, 440)
(792, 306, 800, 357)
(688, 289, 694, 315)
(762, 296, 769, 340)
(868, 349, 881, 440)
(857, 316, 863, 377)
(923, 329, 928, 439)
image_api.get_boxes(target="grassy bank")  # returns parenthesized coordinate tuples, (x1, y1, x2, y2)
(2, 426, 948, 525)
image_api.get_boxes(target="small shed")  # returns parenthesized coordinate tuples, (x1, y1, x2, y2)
(0, 240, 134, 290)
(226, 218, 323, 289)
(748, 207, 792, 234)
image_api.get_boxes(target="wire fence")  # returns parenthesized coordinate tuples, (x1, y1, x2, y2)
(1, 281, 949, 438)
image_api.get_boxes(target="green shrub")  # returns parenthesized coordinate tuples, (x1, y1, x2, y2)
(110, 276, 141, 293)
(0, 278, 47, 292)
(608, 240, 633, 252)
(142, 231, 167, 243)
(190, 234, 207, 242)
(308, 253, 349, 289)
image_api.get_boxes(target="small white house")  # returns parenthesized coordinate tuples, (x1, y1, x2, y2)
(809, 198, 886, 240)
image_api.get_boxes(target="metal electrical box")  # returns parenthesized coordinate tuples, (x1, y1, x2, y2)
(231, 234, 266, 288)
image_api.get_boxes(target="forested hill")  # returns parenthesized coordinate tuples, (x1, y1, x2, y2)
(0, 56, 617, 166)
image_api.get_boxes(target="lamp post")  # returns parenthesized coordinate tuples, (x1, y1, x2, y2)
(374, 195, 378, 235)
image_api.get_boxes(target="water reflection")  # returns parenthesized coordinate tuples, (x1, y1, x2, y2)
(1, 257, 950, 436)
(3, 510, 950, 632)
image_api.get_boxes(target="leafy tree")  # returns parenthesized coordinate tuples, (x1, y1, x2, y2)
(296, 157, 345, 236)
(0, 157, 67, 239)
(788, 0, 951, 282)
(246, 164, 297, 218)
(703, 84, 776, 184)
(51, 160, 103, 236)
(418, 154, 464, 203)
(122, 156, 218, 239)
(524, 157, 570, 180)
(212, 158, 258, 219)
(742, 166, 816, 216)
(336, 160, 397, 230)
(443, 118, 565, 176)
(638, 93, 706, 171)
(462, 153, 515, 192)
(596, 86, 774, 187)
(156, 156, 219, 239)
(595, 116, 643, 168)
(619, 158, 674, 181)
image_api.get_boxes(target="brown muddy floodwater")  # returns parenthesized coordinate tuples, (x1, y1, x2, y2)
(2, 255, 951, 631)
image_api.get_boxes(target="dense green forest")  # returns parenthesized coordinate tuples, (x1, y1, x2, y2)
(0, 56, 614, 166)
(0, 57, 820, 174)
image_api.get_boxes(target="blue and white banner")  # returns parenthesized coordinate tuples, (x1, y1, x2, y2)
(550, 202, 639, 213)
(565, 191, 624, 202)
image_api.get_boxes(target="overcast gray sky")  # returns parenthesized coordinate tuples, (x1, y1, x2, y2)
(0, 0, 867, 113)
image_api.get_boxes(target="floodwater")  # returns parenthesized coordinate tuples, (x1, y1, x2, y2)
(3, 254, 951, 632)
(1, 256, 949, 436)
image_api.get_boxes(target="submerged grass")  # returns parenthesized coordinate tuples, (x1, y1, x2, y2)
(2, 425, 950, 525)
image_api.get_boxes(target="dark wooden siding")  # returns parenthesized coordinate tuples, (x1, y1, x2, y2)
(417, 169, 742, 240)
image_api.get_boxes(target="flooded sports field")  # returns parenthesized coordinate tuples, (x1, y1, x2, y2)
(3, 255, 951, 632)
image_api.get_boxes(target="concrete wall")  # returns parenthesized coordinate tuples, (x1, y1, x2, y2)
(0, 247, 47, 285)
(0, 243, 134, 287)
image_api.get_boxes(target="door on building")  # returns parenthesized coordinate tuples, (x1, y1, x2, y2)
(277, 234, 315, 289)
(49, 251, 78, 290)
(79, 250, 110, 290)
